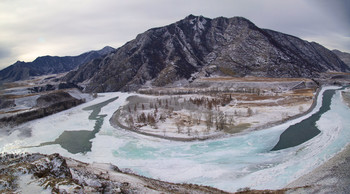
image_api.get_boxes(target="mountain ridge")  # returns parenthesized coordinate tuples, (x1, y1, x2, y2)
(333, 49, 350, 67)
(0, 46, 115, 83)
(64, 15, 349, 93)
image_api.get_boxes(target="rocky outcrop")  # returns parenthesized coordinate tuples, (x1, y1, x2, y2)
(35, 91, 80, 107)
(64, 15, 350, 93)
(0, 153, 228, 193)
(0, 46, 115, 83)
(0, 98, 15, 109)
(28, 82, 83, 93)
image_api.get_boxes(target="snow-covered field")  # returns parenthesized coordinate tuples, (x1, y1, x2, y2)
(116, 91, 313, 140)
(1, 86, 349, 192)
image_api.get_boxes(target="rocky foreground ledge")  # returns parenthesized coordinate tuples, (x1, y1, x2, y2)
(0, 153, 229, 193)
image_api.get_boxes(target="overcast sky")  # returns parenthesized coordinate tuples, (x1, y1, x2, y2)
(0, 0, 349, 70)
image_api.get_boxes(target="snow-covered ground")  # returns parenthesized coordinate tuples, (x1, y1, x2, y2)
(116, 92, 313, 140)
(0, 86, 349, 192)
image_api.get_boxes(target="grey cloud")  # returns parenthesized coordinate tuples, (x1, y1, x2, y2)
(1, 0, 350, 70)
(0, 47, 11, 59)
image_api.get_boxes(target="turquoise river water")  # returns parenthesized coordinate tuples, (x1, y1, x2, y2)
(1, 87, 349, 191)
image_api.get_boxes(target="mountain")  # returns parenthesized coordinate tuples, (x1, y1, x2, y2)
(64, 15, 350, 92)
(333, 49, 350, 67)
(0, 46, 115, 83)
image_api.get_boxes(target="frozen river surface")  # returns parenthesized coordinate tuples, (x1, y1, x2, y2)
(1, 87, 350, 192)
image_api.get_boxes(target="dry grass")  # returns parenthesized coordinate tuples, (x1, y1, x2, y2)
(4, 93, 38, 100)
(3, 89, 74, 100)
(237, 96, 312, 107)
(326, 71, 350, 75)
(199, 76, 312, 82)
(226, 90, 314, 106)
(341, 91, 350, 108)
(225, 123, 251, 134)
(0, 108, 32, 114)
(2, 82, 32, 89)
(227, 93, 281, 101)
(290, 88, 315, 97)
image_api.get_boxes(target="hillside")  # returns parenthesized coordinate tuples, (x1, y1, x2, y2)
(0, 153, 227, 193)
(0, 46, 115, 83)
(63, 15, 349, 93)
(333, 49, 350, 67)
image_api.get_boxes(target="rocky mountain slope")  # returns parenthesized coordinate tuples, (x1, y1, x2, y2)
(333, 49, 350, 67)
(0, 46, 115, 83)
(64, 15, 349, 93)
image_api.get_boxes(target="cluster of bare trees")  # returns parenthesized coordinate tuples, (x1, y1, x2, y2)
(188, 95, 232, 109)
(173, 109, 236, 136)
(204, 111, 235, 131)
(121, 95, 255, 136)
(138, 87, 263, 96)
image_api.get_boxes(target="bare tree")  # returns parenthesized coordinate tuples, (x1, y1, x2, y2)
(159, 113, 166, 122)
(205, 111, 213, 131)
(187, 126, 192, 136)
(196, 113, 202, 125)
(227, 115, 235, 127)
(214, 112, 219, 130)
(138, 112, 147, 123)
(147, 113, 156, 126)
(167, 107, 174, 117)
(188, 112, 193, 125)
(163, 128, 166, 136)
(299, 106, 304, 113)
(247, 107, 253, 117)
(175, 119, 184, 133)
(175, 98, 180, 107)
(125, 114, 134, 129)
(194, 130, 199, 138)
(217, 111, 226, 131)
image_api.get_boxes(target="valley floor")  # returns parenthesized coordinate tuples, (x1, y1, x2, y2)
(1, 76, 350, 193)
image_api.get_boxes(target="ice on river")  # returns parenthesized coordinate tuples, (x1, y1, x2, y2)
(1, 87, 350, 192)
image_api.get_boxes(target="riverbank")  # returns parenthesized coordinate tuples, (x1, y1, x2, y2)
(283, 86, 350, 193)
(341, 90, 350, 107)
(286, 143, 350, 193)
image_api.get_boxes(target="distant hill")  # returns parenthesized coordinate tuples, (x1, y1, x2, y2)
(0, 46, 115, 83)
(333, 49, 350, 67)
(64, 15, 349, 93)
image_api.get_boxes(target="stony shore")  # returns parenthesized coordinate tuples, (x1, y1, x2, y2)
(286, 144, 350, 193)
(285, 89, 350, 193)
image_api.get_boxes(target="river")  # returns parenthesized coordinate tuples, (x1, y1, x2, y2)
(0, 87, 349, 192)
